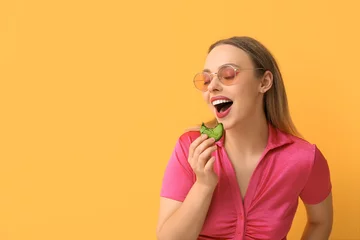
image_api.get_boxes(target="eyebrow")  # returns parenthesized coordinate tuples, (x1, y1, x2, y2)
(202, 63, 241, 72)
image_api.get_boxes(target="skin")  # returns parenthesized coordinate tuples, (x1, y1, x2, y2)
(156, 44, 333, 240)
(201, 44, 273, 159)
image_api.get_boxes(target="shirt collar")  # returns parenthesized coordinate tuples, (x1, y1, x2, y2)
(266, 122, 294, 151)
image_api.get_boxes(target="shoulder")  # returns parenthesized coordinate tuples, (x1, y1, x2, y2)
(168, 129, 201, 155)
(177, 130, 201, 147)
(277, 129, 327, 170)
(288, 134, 317, 155)
(272, 129, 331, 193)
(270, 125, 321, 164)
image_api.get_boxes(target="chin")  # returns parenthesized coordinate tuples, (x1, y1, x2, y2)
(216, 118, 233, 130)
(217, 115, 246, 131)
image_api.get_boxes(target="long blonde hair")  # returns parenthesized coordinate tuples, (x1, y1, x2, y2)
(188, 36, 301, 137)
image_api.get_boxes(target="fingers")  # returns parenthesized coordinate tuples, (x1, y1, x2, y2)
(188, 134, 217, 172)
(190, 137, 215, 166)
(187, 134, 219, 187)
(204, 156, 216, 172)
(188, 134, 208, 159)
(197, 145, 217, 169)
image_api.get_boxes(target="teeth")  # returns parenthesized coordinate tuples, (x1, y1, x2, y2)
(212, 99, 232, 106)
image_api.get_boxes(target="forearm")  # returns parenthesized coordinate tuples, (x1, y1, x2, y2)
(301, 221, 332, 240)
(157, 181, 215, 240)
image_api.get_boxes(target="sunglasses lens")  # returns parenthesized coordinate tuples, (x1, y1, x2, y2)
(194, 73, 210, 91)
(193, 66, 238, 91)
(219, 66, 237, 85)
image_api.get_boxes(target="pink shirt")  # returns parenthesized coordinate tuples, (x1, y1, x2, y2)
(160, 123, 332, 240)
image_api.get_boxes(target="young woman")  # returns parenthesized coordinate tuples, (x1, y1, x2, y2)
(156, 36, 333, 240)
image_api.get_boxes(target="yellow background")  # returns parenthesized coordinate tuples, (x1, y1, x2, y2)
(1, 0, 359, 239)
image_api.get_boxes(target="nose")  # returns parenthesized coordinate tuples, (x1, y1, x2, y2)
(207, 74, 222, 92)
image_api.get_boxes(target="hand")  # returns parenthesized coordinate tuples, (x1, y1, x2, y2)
(188, 134, 219, 189)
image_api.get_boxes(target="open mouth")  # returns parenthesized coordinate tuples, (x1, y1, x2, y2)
(213, 100, 233, 113)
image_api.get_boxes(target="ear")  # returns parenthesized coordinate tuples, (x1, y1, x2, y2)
(258, 70, 273, 94)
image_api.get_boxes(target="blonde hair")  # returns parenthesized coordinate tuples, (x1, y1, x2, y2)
(187, 36, 301, 137)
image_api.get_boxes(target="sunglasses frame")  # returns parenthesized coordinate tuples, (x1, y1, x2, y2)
(193, 64, 265, 92)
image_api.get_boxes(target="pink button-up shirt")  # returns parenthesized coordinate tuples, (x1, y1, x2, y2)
(160, 123, 332, 240)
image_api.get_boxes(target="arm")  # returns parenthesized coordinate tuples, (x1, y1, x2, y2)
(156, 133, 218, 240)
(156, 181, 215, 240)
(301, 192, 333, 240)
(299, 146, 333, 239)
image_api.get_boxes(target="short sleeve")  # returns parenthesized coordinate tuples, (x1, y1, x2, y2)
(300, 145, 332, 204)
(160, 135, 196, 202)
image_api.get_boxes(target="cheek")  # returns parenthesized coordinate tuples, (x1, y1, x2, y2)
(244, 76, 260, 91)
(236, 80, 257, 95)
(233, 81, 260, 103)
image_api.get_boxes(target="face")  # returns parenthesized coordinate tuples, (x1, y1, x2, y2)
(199, 44, 272, 129)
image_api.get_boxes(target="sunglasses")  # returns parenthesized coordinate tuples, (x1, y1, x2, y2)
(193, 64, 265, 92)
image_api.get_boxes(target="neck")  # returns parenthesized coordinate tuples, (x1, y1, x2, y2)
(224, 114, 269, 158)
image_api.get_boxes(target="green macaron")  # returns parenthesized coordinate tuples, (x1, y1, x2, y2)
(200, 122, 224, 142)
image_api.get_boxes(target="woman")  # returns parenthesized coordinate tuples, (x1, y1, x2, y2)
(156, 36, 333, 240)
